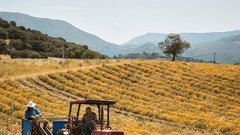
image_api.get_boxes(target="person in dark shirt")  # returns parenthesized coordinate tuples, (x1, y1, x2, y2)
(82, 107, 97, 135)
(25, 101, 41, 120)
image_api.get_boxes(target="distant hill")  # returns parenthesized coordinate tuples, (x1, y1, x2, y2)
(119, 43, 160, 55)
(123, 33, 166, 47)
(0, 18, 106, 59)
(0, 12, 119, 56)
(191, 34, 240, 63)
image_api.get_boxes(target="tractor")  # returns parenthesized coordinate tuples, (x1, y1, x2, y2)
(22, 100, 124, 135)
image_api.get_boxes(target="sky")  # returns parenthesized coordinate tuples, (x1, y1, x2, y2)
(0, 0, 240, 44)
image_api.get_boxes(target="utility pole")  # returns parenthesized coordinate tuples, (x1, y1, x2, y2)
(62, 44, 65, 59)
(213, 52, 216, 63)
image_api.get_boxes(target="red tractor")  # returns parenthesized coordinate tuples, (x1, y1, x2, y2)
(57, 100, 124, 135)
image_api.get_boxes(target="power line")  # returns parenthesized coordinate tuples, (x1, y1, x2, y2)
(213, 52, 216, 63)
(192, 52, 218, 63)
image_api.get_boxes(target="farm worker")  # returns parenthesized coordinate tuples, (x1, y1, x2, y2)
(82, 107, 97, 135)
(25, 101, 42, 120)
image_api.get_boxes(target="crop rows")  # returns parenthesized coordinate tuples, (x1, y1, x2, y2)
(0, 61, 239, 134)
(31, 61, 240, 134)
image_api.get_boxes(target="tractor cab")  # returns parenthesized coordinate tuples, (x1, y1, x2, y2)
(57, 100, 124, 135)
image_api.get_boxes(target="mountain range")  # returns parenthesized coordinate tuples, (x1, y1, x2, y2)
(192, 34, 240, 63)
(123, 31, 240, 46)
(0, 12, 240, 63)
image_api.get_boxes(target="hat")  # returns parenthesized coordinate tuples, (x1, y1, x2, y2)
(27, 101, 36, 107)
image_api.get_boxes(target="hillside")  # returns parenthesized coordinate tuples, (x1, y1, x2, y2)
(119, 43, 160, 55)
(0, 18, 106, 59)
(122, 32, 240, 63)
(0, 60, 239, 134)
(191, 34, 240, 63)
(0, 12, 119, 56)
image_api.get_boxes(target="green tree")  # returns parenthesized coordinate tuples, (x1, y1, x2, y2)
(31, 40, 47, 52)
(82, 45, 88, 50)
(159, 34, 191, 61)
(18, 26, 26, 30)
(0, 18, 9, 28)
(10, 39, 32, 50)
(0, 40, 8, 54)
(75, 50, 84, 58)
(82, 51, 97, 59)
(10, 50, 39, 58)
(0, 28, 8, 39)
(8, 28, 28, 41)
(151, 53, 160, 59)
(10, 21, 16, 27)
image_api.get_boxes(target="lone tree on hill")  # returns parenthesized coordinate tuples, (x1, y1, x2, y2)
(159, 34, 191, 61)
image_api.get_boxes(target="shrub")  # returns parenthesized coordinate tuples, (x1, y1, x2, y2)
(10, 50, 40, 58)
(194, 119, 207, 129)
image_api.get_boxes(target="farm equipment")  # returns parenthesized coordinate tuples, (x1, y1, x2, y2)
(22, 118, 57, 135)
(22, 100, 124, 135)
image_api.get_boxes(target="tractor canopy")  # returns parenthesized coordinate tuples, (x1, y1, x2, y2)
(70, 100, 116, 105)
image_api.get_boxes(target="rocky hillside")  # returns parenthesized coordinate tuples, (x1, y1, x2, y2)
(0, 18, 106, 59)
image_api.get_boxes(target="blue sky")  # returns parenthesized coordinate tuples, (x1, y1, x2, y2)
(1, 0, 240, 44)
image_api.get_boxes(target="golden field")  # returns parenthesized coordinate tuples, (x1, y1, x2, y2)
(0, 58, 239, 135)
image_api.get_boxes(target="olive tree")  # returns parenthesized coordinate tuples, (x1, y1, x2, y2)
(159, 34, 191, 61)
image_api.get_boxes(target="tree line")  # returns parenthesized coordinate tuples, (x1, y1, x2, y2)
(113, 52, 163, 59)
(115, 34, 191, 61)
(113, 52, 207, 63)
